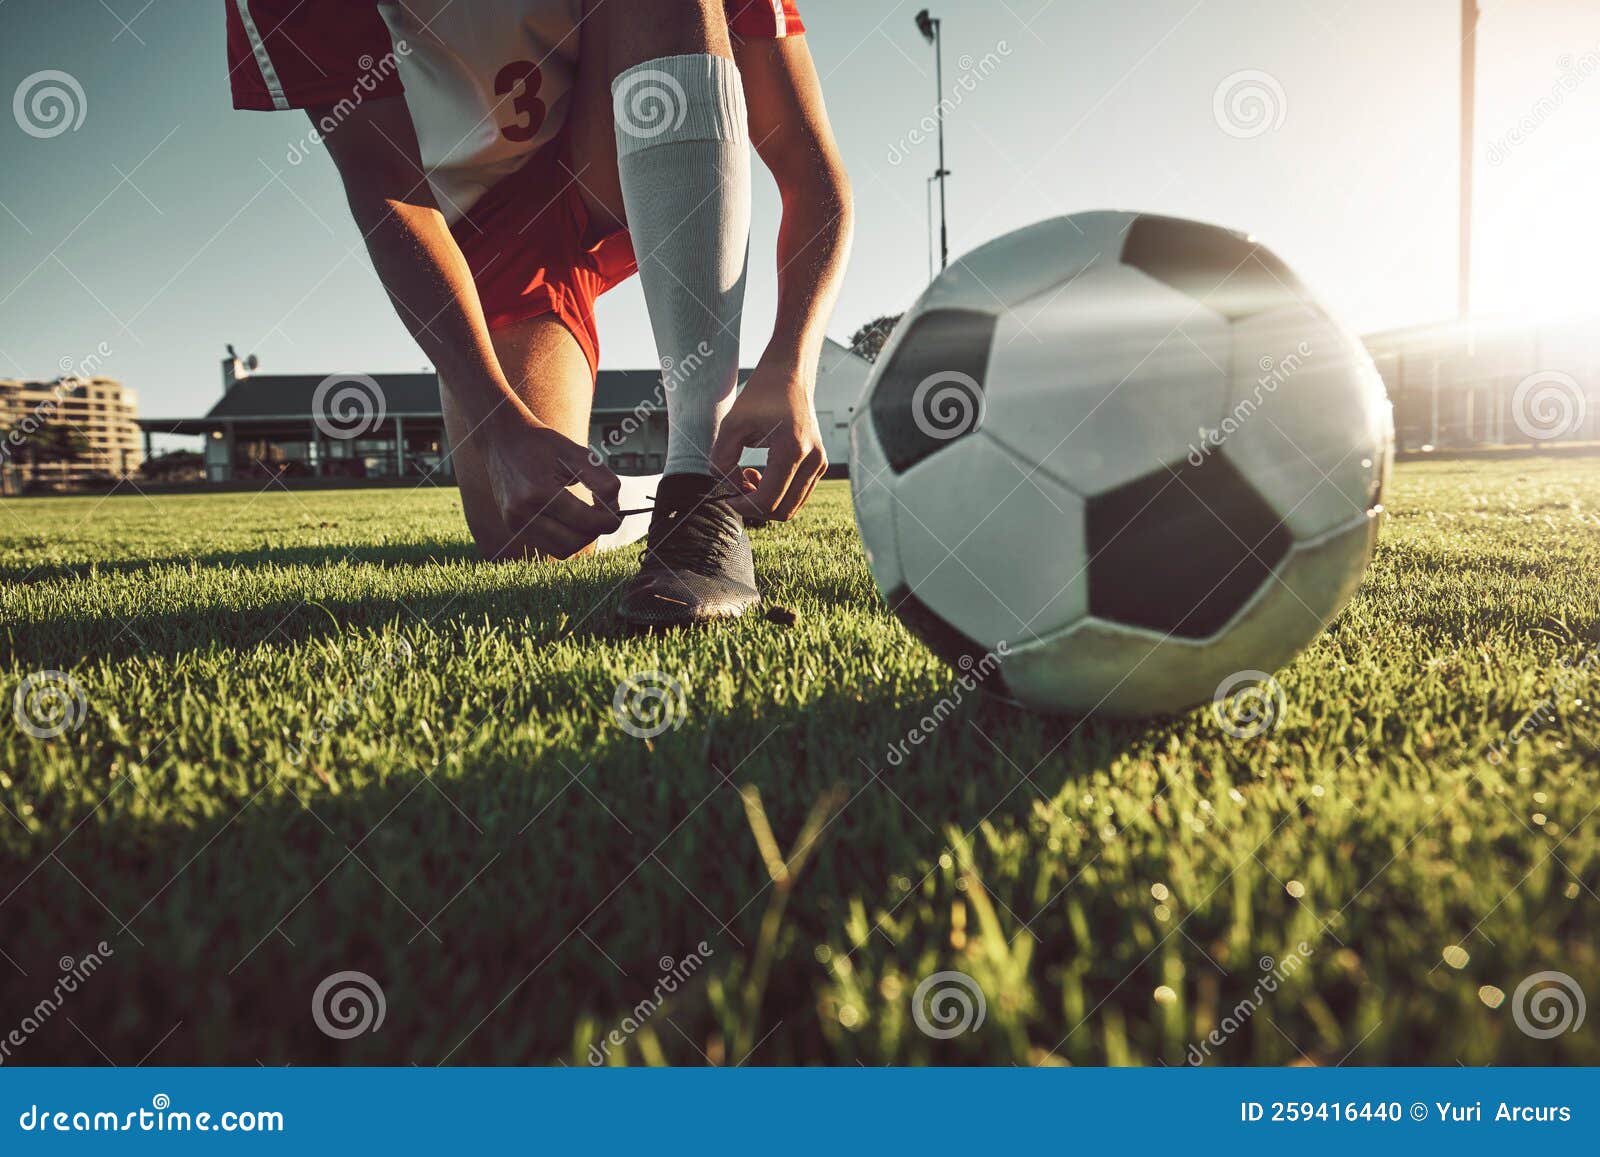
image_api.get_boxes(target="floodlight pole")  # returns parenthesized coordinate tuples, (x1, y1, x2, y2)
(917, 9, 950, 272)
(1459, 0, 1478, 319)
(934, 17, 949, 271)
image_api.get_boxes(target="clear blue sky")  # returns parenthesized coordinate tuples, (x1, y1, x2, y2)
(2, 0, 1596, 430)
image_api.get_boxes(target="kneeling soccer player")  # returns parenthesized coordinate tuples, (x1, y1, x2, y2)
(225, 0, 852, 625)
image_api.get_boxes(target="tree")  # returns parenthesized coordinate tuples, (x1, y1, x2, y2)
(2, 420, 89, 487)
(848, 313, 903, 363)
(141, 449, 205, 481)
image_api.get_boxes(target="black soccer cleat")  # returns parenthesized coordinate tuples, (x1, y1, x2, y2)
(616, 472, 760, 627)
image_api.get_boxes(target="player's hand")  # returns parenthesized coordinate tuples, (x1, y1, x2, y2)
(709, 360, 826, 522)
(481, 418, 622, 559)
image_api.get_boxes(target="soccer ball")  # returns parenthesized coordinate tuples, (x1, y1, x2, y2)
(849, 211, 1392, 718)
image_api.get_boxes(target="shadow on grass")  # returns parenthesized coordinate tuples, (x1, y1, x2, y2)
(0, 541, 484, 586)
(6, 525, 891, 668)
(0, 668, 1149, 1066)
(0, 498, 1172, 1065)
(4, 560, 652, 667)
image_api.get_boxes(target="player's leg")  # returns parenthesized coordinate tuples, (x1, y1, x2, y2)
(599, 0, 748, 479)
(571, 0, 762, 625)
(442, 314, 652, 560)
(566, 8, 627, 237)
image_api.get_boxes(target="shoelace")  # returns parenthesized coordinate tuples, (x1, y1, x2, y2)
(616, 482, 743, 520)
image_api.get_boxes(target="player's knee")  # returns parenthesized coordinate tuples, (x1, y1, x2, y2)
(600, 0, 732, 71)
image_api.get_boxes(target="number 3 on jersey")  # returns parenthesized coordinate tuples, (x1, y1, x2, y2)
(494, 60, 546, 143)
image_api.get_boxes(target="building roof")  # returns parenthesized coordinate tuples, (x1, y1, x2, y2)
(141, 368, 742, 432)
(1362, 314, 1600, 351)
(594, 369, 668, 414)
(205, 372, 442, 419)
(140, 339, 869, 433)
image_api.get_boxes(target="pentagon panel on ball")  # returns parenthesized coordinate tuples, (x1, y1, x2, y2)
(1084, 453, 1291, 639)
(848, 210, 1393, 718)
(867, 307, 995, 473)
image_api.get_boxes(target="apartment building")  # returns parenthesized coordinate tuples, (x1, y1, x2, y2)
(0, 376, 144, 484)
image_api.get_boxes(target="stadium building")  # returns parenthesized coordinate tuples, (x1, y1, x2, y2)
(138, 340, 869, 483)
(1365, 315, 1600, 450)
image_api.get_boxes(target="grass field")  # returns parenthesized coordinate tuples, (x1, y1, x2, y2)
(2, 457, 1597, 1066)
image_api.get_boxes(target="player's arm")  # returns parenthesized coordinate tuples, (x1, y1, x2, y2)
(315, 97, 509, 429)
(313, 96, 621, 553)
(711, 34, 854, 521)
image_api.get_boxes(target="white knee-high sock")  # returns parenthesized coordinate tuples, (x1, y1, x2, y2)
(613, 53, 750, 478)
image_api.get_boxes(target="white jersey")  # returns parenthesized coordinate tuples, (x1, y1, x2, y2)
(378, 0, 583, 223)
(229, 0, 805, 221)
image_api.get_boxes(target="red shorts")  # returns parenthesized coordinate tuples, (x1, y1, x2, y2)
(449, 133, 637, 377)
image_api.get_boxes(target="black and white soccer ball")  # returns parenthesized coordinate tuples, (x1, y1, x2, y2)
(849, 211, 1392, 717)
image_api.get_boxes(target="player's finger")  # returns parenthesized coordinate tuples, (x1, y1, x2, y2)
(543, 487, 623, 538)
(729, 443, 802, 521)
(570, 452, 622, 514)
(777, 457, 825, 521)
(709, 421, 750, 483)
(739, 466, 762, 493)
(773, 452, 825, 521)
